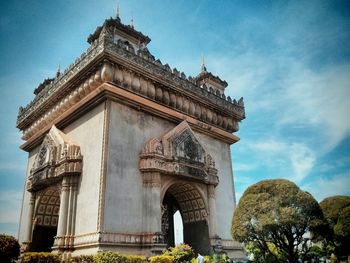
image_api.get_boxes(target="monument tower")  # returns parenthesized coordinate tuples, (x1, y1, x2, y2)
(17, 12, 245, 259)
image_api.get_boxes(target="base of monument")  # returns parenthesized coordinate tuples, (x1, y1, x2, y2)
(221, 239, 246, 259)
(69, 242, 167, 257)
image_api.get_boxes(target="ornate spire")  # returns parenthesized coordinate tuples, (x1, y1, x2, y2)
(201, 56, 207, 72)
(116, 4, 120, 19)
(56, 63, 61, 78)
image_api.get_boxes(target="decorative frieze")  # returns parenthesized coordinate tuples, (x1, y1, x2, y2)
(17, 19, 245, 142)
(21, 57, 241, 142)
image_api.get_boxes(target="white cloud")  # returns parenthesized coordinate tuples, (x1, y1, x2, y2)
(252, 140, 287, 153)
(302, 172, 350, 202)
(233, 163, 256, 172)
(244, 139, 315, 183)
(279, 63, 350, 153)
(290, 143, 316, 182)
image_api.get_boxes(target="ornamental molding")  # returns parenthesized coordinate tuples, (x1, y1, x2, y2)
(27, 125, 82, 191)
(73, 232, 165, 247)
(17, 21, 245, 141)
(140, 121, 218, 186)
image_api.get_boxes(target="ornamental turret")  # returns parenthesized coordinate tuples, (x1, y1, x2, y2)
(194, 58, 228, 95)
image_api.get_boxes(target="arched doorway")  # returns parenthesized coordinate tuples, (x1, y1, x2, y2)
(162, 182, 210, 255)
(31, 187, 60, 252)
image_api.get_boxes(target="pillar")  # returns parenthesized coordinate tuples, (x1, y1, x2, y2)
(208, 185, 217, 237)
(56, 176, 70, 247)
(142, 172, 162, 233)
(66, 176, 78, 248)
(22, 192, 35, 251)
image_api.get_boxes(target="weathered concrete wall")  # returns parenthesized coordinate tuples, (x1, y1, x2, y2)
(104, 101, 174, 232)
(63, 102, 105, 235)
(18, 146, 40, 243)
(105, 100, 237, 241)
(196, 133, 236, 240)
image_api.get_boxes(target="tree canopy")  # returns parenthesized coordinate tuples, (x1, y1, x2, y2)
(231, 179, 327, 263)
(320, 195, 350, 258)
(0, 234, 20, 263)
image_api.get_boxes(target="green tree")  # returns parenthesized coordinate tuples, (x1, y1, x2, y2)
(0, 234, 20, 263)
(320, 195, 350, 260)
(231, 179, 327, 263)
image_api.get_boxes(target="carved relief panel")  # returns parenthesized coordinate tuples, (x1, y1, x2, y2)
(27, 125, 83, 192)
(140, 121, 218, 185)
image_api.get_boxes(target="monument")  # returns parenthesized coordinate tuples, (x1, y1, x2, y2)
(17, 12, 245, 259)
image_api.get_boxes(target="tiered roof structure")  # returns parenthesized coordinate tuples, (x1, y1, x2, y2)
(17, 14, 245, 149)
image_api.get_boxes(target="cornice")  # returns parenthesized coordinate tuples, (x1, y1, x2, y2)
(16, 38, 105, 130)
(17, 28, 245, 146)
(21, 81, 240, 152)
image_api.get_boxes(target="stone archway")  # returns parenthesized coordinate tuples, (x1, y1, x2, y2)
(24, 125, 82, 257)
(161, 182, 210, 254)
(140, 121, 221, 254)
(31, 186, 60, 252)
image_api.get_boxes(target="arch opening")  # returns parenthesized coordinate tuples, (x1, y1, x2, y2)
(174, 210, 183, 245)
(162, 182, 210, 254)
(31, 187, 60, 252)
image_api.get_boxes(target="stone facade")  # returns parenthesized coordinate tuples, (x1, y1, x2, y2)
(17, 14, 245, 259)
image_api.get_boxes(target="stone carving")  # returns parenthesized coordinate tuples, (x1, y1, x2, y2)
(205, 154, 215, 168)
(37, 145, 48, 166)
(140, 121, 218, 186)
(172, 129, 204, 162)
(141, 138, 164, 155)
(17, 17, 245, 141)
(34, 187, 60, 227)
(27, 125, 83, 191)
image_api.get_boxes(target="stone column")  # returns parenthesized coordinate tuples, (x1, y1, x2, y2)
(142, 172, 166, 254)
(208, 185, 217, 237)
(142, 172, 162, 233)
(66, 176, 78, 248)
(56, 176, 70, 247)
(22, 192, 35, 251)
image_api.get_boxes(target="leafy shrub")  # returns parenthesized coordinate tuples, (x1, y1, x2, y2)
(71, 254, 94, 262)
(0, 234, 20, 263)
(162, 244, 195, 263)
(93, 251, 147, 263)
(21, 252, 61, 263)
(93, 251, 123, 263)
(149, 255, 174, 263)
(121, 254, 147, 263)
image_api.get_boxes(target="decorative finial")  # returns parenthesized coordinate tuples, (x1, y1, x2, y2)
(116, 4, 120, 19)
(56, 63, 61, 78)
(130, 18, 134, 28)
(201, 56, 207, 72)
(137, 38, 141, 49)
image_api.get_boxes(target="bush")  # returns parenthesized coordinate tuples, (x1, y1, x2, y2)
(93, 251, 123, 263)
(162, 244, 195, 263)
(21, 252, 61, 263)
(121, 255, 147, 263)
(0, 234, 20, 263)
(71, 254, 94, 262)
(93, 251, 147, 263)
(149, 255, 174, 263)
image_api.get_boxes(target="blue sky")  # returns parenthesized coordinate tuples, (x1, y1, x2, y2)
(0, 0, 349, 237)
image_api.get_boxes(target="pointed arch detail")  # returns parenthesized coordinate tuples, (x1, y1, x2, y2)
(27, 125, 83, 191)
(139, 121, 218, 185)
